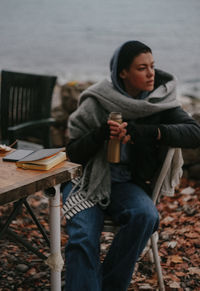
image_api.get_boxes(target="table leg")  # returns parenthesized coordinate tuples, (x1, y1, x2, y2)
(46, 185, 64, 291)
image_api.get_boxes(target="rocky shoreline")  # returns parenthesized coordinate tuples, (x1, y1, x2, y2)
(51, 80, 200, 180)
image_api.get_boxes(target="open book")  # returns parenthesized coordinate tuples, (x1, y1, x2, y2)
(3, 148, 67, 170)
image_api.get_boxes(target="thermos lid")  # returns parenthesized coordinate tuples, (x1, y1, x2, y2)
(109, 112, 122, 120)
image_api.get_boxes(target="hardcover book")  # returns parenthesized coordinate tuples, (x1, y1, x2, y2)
(3, 148, 67, 170)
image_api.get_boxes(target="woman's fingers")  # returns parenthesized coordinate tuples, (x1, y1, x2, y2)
(118, 128, 127, 139)
(107, 120, 131, 143)
(107, 120, 130, 143)
(108, 120, 127, 128)
(108, 121, 128, 136)
(122, 134, 131, 144)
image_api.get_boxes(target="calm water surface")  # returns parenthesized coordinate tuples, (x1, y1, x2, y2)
(0, 0, 200, 85)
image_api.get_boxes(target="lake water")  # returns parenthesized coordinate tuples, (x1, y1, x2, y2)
(0, 0, 200, 88)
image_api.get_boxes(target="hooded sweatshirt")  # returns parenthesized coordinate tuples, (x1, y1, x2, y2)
(109, 42, 152, 182)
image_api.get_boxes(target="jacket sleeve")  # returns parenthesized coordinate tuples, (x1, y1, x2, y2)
(66, 123, 109, 164)
(159, 107, 200, 148)
(126, 107, 200, 148)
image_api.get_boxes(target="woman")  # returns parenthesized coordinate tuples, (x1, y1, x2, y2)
(62, 41, 200, 291)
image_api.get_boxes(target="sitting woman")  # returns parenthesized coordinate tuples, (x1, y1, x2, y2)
(62, 40, 200, 291)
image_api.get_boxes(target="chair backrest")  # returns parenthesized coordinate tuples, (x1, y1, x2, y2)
(0, 70, 57, 143)
(151, 147, 175, 203)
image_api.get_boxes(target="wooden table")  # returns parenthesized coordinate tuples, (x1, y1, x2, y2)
(0, 151, 82, 291)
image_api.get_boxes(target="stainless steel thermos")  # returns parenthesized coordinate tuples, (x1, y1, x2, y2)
(107, 112, 122, 163)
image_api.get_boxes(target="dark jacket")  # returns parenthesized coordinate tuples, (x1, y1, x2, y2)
(67, 106, 200, 193)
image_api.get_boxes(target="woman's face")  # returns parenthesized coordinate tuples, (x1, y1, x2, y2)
(120, 52, 155, 97)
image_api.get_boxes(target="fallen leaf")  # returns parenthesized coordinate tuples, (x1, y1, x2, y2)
(161, 216, 174, 225)
(170, 255, 183, 263)
(168, 241, 177, 248)
(137, 283, 154, 289)
(188, 267, 200, 276)
(175, 271, 186, 277)
(180, 186, 195, 195)
(168, 281, 181, 288)
(185, 232, 198, 239)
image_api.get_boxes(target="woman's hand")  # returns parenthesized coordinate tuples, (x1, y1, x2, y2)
(107, 120, 131, 144)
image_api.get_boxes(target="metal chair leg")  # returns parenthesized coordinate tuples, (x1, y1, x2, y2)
(151, 232, 165, 291)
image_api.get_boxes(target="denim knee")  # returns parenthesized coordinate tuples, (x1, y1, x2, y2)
(127, 204, 159, 232)
(66, 205, 104, 257)
(67, 221, 99, 248)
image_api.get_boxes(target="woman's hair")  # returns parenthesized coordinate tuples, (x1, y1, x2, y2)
(110, 41, 152, 77)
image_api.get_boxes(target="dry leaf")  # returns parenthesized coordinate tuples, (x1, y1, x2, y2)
(188, 267, 200, 276)
(180, 186, 195, 195)
(185, 232, 198, 239)
(170, 255, 183, 263)
(161, 216, 174, 225)
(168, 281, 181, 288)
(138, 283, 154, 289)
(168, 241, 177, 248)
(175, 271, 186, 277)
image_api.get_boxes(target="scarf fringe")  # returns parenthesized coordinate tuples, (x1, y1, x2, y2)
(62, 178, 96, 220)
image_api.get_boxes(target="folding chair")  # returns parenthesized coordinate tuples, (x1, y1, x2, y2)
(103, 148, 177, 291)
(0, 70, 57, 149)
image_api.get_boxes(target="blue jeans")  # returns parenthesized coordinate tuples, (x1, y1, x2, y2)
(62, 181, 159, 291)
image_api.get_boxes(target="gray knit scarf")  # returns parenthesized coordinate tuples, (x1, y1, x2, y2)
(63, 71, 180, 220)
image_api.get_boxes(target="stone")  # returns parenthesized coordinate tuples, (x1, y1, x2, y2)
(179, 94, 200, 115)
(52, 106, 69, 124)
(50, 81, 93, 147)
(179, 81, 200, 100)
(193, 112, 200, 123)
(181, 112, 200, 167)
(32, 271, 48, 280)
(61, 81, 92, 114)
(182, 148, 200, 165)
(188, 164, 200, 180)
(50, 124, 66, 147)
(16, 263, 29, 272)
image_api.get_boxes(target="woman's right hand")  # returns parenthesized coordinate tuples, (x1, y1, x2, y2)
(107, 120, 131, 144)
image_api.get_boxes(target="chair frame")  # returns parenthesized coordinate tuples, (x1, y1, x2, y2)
(0, 70, 57, 148)
(103, 148, 176, 291)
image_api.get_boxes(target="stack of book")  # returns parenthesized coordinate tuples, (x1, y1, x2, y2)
(3, 148, 67, 170)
